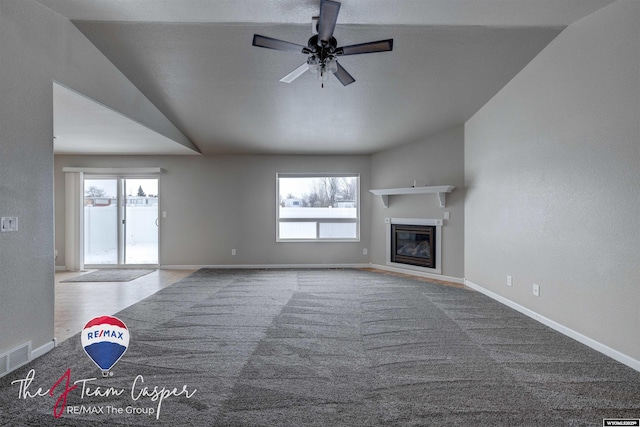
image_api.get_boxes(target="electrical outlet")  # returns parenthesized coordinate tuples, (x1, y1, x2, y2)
(507, 275, 512, 287)
(533, 283, 540, 297)
(363, 248, 368, 255)
(231, 249, 236, 256)
(444, 211, 450, 220)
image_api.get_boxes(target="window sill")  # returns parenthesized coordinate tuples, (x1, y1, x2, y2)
(276, 238, 361, 243)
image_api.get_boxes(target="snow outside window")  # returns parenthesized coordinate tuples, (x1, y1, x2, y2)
(277, 173, 359, 242)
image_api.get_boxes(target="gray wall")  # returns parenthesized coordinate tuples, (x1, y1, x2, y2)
(0, 0, 191, 359)
(55, 128, 466, 277)
(370, 126, 465, 279)
(465, 0, 640, 361)
(0, 0, 55, 358)
(55, 155, 372, 267)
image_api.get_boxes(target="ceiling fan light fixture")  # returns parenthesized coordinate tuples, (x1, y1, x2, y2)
(308, 56, 320, 74)
(327, 57, 338, 74)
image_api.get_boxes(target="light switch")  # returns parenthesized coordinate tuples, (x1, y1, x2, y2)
(1, 217, 18, 232)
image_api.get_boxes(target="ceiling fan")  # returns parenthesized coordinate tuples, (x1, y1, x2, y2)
(252, 0, 393, 87)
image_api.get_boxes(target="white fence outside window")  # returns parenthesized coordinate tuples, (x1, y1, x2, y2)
(277, 174, 360, 242)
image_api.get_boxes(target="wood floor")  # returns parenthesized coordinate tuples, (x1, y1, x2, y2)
(54, 268, 195, 343)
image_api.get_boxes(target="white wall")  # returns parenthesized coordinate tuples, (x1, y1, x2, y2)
(465, 0, 640, 364)
(55, 155, 372, 267)
(0, 0, 192, 364)
(370, 126, 465, 280)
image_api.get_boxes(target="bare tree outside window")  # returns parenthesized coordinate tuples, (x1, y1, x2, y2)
(298, 177, 357, 208)
(85, 185, 107, 198)
(277, 174, 359, 241)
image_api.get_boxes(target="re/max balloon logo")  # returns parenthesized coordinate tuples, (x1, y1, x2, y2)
(81, 316, 130, 377)
(10, 315, 197, 421)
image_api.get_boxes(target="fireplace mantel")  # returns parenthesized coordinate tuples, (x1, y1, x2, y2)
(369, 185, 455, 208)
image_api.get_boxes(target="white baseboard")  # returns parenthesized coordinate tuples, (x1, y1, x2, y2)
(369, 263, 464, 284)
(160, 263, 371, 270)
(55, 265, 67, 271)
(31, 339, 56, 359)
(464, 279, 640, 373)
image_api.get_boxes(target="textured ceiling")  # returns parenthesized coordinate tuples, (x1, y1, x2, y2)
(36, 0, 616, 26)
(53, 83, 200, 155)
(39, 0, 616, 155)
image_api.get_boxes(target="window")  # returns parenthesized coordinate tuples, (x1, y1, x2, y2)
(277, 173, 359, 241)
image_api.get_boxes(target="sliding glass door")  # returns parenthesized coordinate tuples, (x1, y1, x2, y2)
(123, 179, 158, 264)
(84, 177, 158, 266)
(84, 178, 118, 264)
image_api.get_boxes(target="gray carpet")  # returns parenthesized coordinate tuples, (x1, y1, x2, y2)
(61, 269, 155, 282)
(1, 269, 639, 426)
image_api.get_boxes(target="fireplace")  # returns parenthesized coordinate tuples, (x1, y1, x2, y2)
(385, 218, 442, 273)
(391, 224, 436, 268)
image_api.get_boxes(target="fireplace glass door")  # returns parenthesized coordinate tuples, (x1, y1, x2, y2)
(391, 224, 436, 268)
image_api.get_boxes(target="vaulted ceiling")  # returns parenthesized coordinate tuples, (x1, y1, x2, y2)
(40, 0, 616, 155)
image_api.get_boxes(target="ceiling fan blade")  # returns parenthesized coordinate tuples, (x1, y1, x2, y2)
(332, 62, 355, 86)
(317, 0, 341, 45)
(252, 34, 306, 53)
(280, 63, 309, 83)
(338, 39, 393, 56)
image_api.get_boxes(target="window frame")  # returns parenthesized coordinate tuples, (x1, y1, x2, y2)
(276, 172, 360, 242)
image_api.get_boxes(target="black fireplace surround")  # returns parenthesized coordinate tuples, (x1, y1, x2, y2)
(391, 224, 436, 268)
